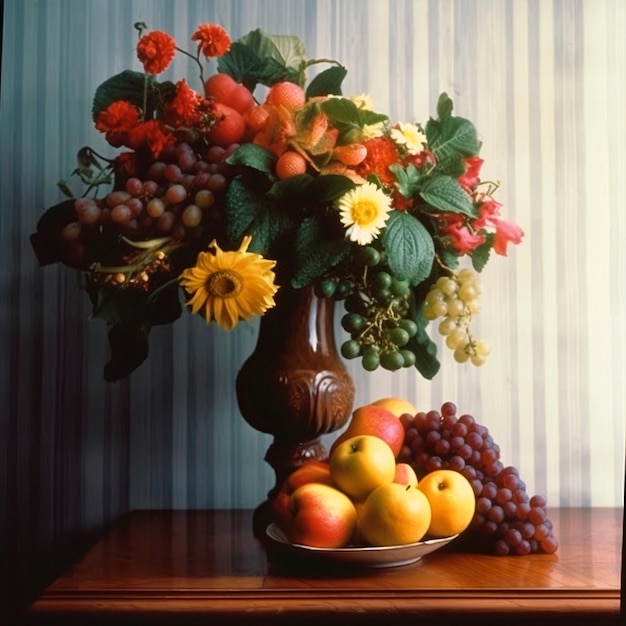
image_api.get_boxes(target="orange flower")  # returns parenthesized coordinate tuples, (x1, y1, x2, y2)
(252, 104, 296, 157)
(356, 136, 400, 186)
(191, 23, 231, 58)
(137, 30, 176, 74)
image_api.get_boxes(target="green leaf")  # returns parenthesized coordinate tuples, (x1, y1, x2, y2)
(390, 164, 422, 199)
(319, 98, 387, 143)
(226, 143, 276, 174)
(266, 33, 307, 73)
(437, 92, 454, 119)
(292, 217, 350, 288)
(470, 232, 495, 272)
(432, 154, 466, 178)
(406, 305, 440, 379)
(426, 115, 481, 159)
(305, 65, 348, 98)
(93, 70, 146, 121)
(419, 175, 477, 217)
(224, 176, 269, 248)
(267, 174, 315, 203)
(309, 174, 356, 204)
(104, 323, 150, 381)
(382, 211, 435, 286)
(217, 33, 300, 90)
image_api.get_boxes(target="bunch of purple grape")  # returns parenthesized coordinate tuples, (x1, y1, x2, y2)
(397, 402, 558, 556)
(59, 141, 239, 269)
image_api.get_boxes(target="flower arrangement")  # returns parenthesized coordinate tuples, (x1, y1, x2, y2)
(31, 22, 523, 381)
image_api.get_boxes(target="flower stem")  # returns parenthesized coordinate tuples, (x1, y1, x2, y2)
(175, 46, 206, 87)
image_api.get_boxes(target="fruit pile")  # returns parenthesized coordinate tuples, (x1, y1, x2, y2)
(397, 401, 559, 556)
(272, 397, 558, 557)
(272, 400, 477, 550)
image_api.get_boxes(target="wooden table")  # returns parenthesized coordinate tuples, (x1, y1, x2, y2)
(27, 508, 622, 625)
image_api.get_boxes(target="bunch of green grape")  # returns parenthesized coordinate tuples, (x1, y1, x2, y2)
(315, 246, 420, 372)
(423, 269, 490, 365)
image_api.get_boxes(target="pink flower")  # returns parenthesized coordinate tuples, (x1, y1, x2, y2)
(443, 222, 486, 254)
(458, 156, 484, 190)
(492, 218, 525, 255)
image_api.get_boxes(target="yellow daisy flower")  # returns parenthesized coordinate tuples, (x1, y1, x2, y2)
(337, 182, 392, 245)
(179, 236, 279, 331)
(390, 122, 426, 155)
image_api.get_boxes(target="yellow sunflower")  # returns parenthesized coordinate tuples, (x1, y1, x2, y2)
(179, 236, 279, 330)
(336, 182, 392, 245)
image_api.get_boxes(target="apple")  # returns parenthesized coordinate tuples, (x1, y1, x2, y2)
(370, 396, 417, 418)
(329, 434, 396, 501)
(285, 483, 357, 548)
(329, 404, 405, 458)
(358, 482, 432, 546)
(204, 73, 255, 114)
(393, 462, 418, 488)
(272, 460, 333, 530)
(417, 469, 476, 538)
(205, 102, 246, 147)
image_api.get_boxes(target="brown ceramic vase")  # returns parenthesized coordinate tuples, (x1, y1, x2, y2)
(236, 284, 355, 533)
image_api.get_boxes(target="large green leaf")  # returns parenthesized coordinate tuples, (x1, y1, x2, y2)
(382, 211, 435, 286)
(91, 70, 174, 121)
(419, 175, 477, 217)
(224, 176, 269, 248)
(425, 115, 481, 159)
(292, 216, 349, 288)
(306, 65, 348, 98)
(217, 33, 300, 90)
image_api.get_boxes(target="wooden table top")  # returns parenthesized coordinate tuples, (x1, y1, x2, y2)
(27, 507, 623, 625)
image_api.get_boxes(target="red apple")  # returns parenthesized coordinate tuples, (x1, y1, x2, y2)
(272, 461, 333, 530)
(285, 483, 357, 548)
(329, 404, 405, 458)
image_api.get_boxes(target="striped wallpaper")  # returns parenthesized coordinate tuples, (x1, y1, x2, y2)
(0, 0, 624, 611)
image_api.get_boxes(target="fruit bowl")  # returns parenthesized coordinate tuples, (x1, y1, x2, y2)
(265, 523, 458, 568)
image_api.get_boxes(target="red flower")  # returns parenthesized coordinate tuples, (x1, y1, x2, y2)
(402, 149, 436, 170)
(137, 30, 176, 74)
(127, 120, 175, 159)
(356, 136, 400, 186)
(458, 156, 484, 191)
(165, 79, 205, 127)
(191, 24, 231, 58)
(95, 100, 141, 134)
(116, 152, 137, 177)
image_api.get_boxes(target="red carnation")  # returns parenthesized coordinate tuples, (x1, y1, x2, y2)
(191, 24, 231, 58)
(137, 30, 176, 75)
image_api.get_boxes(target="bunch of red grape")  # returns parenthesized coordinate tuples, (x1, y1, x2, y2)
(59, 141, 240, 269)
(397, 402, 558, 556)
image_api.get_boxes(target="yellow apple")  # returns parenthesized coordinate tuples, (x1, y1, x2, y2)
(358, 482, 432, 546)
(329, 435, 397, 501)
(393, 462, 419, 488)
(285, 483, 357, 548)
(370, 396, 417, 418)
(417, 469, 476, 537)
